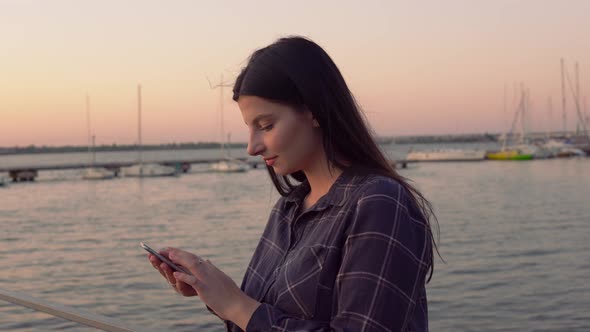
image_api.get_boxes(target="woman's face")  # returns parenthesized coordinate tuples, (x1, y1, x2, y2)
(238, 96, 322, 176)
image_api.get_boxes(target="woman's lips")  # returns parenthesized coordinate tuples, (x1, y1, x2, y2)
(264, 156, 278, 166)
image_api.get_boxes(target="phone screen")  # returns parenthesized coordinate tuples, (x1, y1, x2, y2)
(140, 242, 191, 275)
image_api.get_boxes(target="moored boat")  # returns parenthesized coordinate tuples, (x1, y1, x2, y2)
(540, 139, 587, 158)
(485, 149, 534, 160)
(209, 158, 250, 173)
(122, 163, 178, 177)
(406, 149, 485, 162)
(82, 167, 116, 180)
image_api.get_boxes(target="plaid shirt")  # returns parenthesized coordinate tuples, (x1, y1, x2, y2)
(226, 167, 432, 332)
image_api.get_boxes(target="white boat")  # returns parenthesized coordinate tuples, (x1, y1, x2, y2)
(406, 149, 486, 162)
(121, 85, 178, 178)
(541, 139, 586, 158)
(83, 167, 116, 180)
(512, 143, 544, 158)
(209, 158, 250, 173)
(82, 137, 116, 179)
(82, 95, 116, 180)
(122, 163, 178, 177)
(209, 75, 249, 173)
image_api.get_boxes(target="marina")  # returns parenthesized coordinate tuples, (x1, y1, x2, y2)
(1, 155, 588, 331)
(0, 158, 262, 182)
(3, 1, 590, 331)
(1, 142, 589, 183)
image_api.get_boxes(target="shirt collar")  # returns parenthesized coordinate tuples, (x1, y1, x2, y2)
(284, 166, 362, 210)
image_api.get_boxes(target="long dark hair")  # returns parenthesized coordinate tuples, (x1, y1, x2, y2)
(233, 36, 440, 280)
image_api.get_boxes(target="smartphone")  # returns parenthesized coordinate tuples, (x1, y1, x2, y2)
(140, 242, 192, 275)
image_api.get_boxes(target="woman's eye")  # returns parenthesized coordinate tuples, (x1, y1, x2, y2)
(260, 124, 274, 131)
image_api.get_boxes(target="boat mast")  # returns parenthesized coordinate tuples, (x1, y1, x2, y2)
(208, 74, 231, 159)
(585, 96, 589, 130)
(574, 62, 589, 138)
(505, 84, 524, 150)
(560, 58, 567, 136)
(86, 94, 92, 167)
(501, 83, 507, 149)
(521, 85, 527, 144)
(503, 84, 507, 132)
(137, 84, 143, 166)
(547, 96, 553, 139)
(564, 60, 589, 139)
(91, 135, 96, 165)
(220, 74, 225, 158)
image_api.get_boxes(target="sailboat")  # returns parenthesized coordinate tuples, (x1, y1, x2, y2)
(82, 95, 116, 180)
(122, 85, 178, 177)
(406, 149, 486, 162)
(210, 133, 250, 172)
(209, 75, 249, 173)
(83, 136, 116, 180)
(566, 60, 590, 154)
(486, 147, 535, 160)
(486, 85, 536, 160)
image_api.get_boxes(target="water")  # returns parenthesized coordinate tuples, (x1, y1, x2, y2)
(1, 145, 589, 331)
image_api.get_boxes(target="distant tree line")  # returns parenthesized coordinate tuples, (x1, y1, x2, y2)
(0, 134, 502, 155)
(0, 142, 248, 155)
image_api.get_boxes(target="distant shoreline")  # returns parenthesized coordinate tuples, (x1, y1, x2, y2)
(4, 130, 585, 156)
(0, 134, 502, 156)
(0, 142, 245, 156)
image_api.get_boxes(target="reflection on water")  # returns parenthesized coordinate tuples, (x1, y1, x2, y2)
(1, 153, 589, 331)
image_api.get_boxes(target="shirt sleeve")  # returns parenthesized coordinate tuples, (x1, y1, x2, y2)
(245, 180, 431, 332)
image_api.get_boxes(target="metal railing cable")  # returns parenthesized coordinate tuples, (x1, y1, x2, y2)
(0, 288, 158, 332)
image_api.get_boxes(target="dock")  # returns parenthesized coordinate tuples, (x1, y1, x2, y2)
(0, 158, 254, 182)
(0, 158, 411, 182)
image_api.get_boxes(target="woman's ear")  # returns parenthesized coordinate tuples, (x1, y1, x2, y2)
(304, 108, 320, 128)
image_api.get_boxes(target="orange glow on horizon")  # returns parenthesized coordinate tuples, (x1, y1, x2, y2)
(2, 1, 589, 146)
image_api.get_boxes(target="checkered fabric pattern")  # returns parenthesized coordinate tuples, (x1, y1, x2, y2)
(225, 167, 432, 332)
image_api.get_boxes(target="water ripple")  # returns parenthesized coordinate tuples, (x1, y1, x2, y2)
(1, 154, 589, 331)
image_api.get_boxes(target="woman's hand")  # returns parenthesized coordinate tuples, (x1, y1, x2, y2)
(147, 248, 197, 297)
(167, 248, 260, 328)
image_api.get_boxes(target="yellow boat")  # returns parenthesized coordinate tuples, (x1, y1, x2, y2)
(485, 149, 534, 160)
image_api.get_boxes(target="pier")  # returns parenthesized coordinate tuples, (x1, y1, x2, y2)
(0, 158, 411, 182)
(0, 158, 247, 182)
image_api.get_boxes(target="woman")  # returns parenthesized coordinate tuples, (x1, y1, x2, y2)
(148, 36, 438, 331)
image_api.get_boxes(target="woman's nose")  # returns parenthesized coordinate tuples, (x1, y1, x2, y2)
(247, 132, 264, 156)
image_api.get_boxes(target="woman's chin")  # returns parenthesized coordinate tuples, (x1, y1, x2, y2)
(272, 165, 295, 177)
(273, 167, 288, 176)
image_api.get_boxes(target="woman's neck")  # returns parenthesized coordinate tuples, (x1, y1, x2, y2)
(302, 159, 343, 208)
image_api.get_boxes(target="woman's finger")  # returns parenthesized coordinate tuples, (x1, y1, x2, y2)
(176, 280, 198, 296)
(173, 271, 202, 291)
(148, 253, 160, 268)
(160, 263, 177, 285)
(148, 254, 167, 278)
(146, 251, 198, 297)
(165, 272, 197, 297)
(167, 248, 206, 276)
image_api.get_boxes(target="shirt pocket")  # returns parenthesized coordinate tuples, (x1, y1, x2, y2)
(273, 245, 327, 319)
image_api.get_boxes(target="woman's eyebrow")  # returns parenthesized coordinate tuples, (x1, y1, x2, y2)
(248, 113, 274, 126)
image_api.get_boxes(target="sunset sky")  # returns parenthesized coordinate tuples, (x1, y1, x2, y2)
(1, 0, 589, 146)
